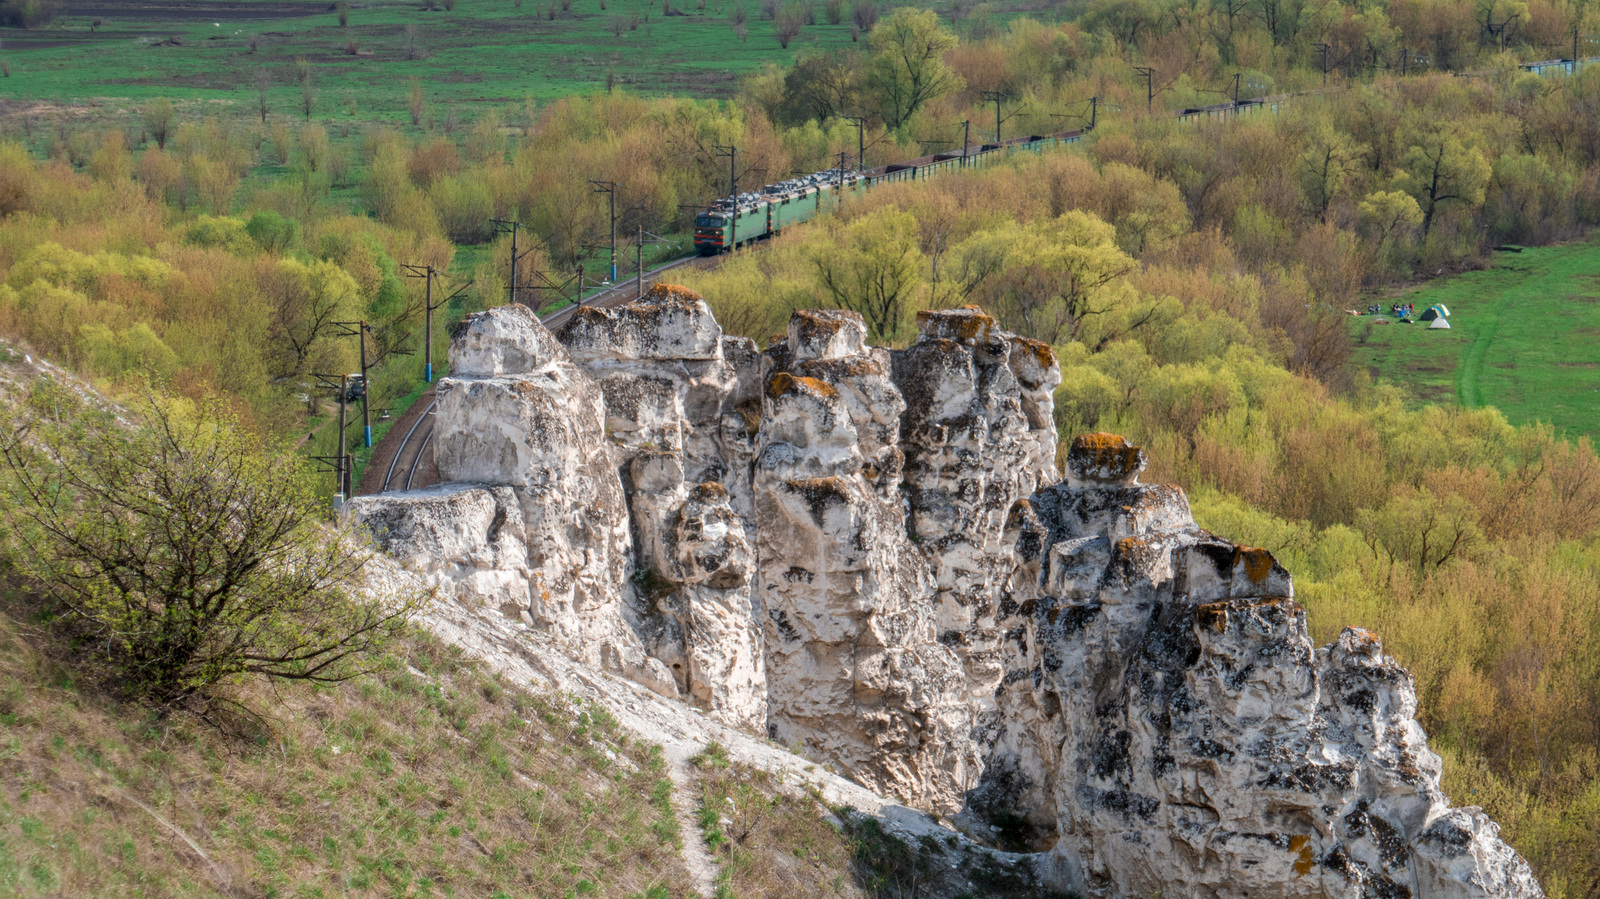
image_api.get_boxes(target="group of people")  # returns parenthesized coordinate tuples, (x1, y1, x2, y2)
(1365, 302, 1416, 317)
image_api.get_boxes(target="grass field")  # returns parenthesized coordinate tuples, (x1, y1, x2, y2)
(1350, 235, 1600, 439)
(0, 0, 1031, 128)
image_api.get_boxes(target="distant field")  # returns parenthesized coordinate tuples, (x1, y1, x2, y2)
(1350, 235, 1600, 439)
(0, 0, 1020, 127)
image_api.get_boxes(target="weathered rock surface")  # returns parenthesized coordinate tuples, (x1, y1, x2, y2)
(351, 296, 1541, 899)
(556, 286, 766, 730)
(351, 303, 675, 699)
(756, 309, 973, 813)
(966, 433, 1544, 898)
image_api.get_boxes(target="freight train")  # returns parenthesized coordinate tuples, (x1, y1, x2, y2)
(693, 128, 1090, 254)
(692, 53, 1597, 255)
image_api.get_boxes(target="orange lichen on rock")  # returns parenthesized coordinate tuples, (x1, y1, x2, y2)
(1013, 335, 1057, 369)
(642, 282, 704, 304)
(1288, 835, 1315, 877)
(690, 482, 729, 502)
(1238, 546, 1277, 584)
(766, 371, 839, 400)
(916, 306, 997, 343)
(1066, 432, 1148, 483)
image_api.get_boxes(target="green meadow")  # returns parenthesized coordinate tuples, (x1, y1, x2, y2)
(1351, 236, 1600, 439)
(0, 0, 961, 123)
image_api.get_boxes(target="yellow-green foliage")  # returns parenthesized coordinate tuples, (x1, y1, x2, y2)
(0, 141, 451, 431)
(687, 133, 1600, 892)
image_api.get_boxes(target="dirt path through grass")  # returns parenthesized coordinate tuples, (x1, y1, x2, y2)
(1455, 290, 1503, 409)
(663, 748, 722, 897)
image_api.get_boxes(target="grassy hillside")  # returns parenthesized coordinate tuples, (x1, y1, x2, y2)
(1351, 236, 1600, 438)
(0, 604, 699, 897)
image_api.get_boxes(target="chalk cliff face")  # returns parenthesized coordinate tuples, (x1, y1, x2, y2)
(349, 292, 1542, 899)
(974, 434, 1541, 898)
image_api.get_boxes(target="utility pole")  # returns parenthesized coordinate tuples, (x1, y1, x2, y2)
(332, 320, 373, 447)
(491, 219, 535, 307)
(1314, 43, 1331, 86)
(590, 180, 618, 283)
(714, 144, 739, 249)
(636, 225, 644, 298)
(310, 373, 352, 499)
(633, 226, 672, 298)
(959, 119, 970, 164)
(1134, 67, 1155, 111)
(843, 115, 866, 171)
(401, 264, 470, 383)
(981, 90, 1005, 142)
(1230, 72, 1241, 104)
(836, 150, 849, 191)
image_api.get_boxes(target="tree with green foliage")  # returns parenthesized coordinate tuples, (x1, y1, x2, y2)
(957, 211, 1138, 346)
(811, 208, 925, 342)
(865, 8, 963, 129)
(143, 98, 176, 151)
(263, 256, 362, 377)
(1396, 129, 1492, 238)
(0, 382, 422, 714)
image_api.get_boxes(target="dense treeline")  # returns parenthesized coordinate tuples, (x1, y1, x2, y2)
(0, 138, 451, 433)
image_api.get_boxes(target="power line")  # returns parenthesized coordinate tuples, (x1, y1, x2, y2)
(400, 264, 470, 383)
(981, 90, 1006, 143)
(1134, 66, 1156, 110)
(308, 372, 354, 499)
(331, 320, 374, 447)
(590, 180, 618, 284)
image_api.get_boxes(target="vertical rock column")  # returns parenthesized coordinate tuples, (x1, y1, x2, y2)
(755, 309, 976, 814)
(558, 285, 766, 729)
(891, 306, 1062, 700)
(973, 433, 1543, 899)
(360, 304, 674, 694)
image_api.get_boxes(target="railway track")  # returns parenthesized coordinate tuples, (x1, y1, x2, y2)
(357, 252, 712, 495)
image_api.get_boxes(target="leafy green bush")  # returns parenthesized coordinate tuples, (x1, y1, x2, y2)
(0, 381, 424, 714)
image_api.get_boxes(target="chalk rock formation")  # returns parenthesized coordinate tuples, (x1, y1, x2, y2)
(350, 304, 674, 697)
(967, 432, 1543, 899)
(892, 307, 1060, 698)
(755, 309, 965, 811)
(556, 286, 766, 729)
(351, 295, 1540, 898)
(747, 306, 1067, 813)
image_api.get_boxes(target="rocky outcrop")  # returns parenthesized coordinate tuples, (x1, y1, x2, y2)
(351, 303, 674, 698)
(755, 309, 970, 812)
(556, 286, 765, 729)
(966, 433, 1542, 898)
(351, 295, 1541, 898)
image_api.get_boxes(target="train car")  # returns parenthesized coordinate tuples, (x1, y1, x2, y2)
(694, 169, 867, 254)
(691, 127, 1090, 253)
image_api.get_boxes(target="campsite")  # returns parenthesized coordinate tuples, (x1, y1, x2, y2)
(1351, 235, 1600, 439)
